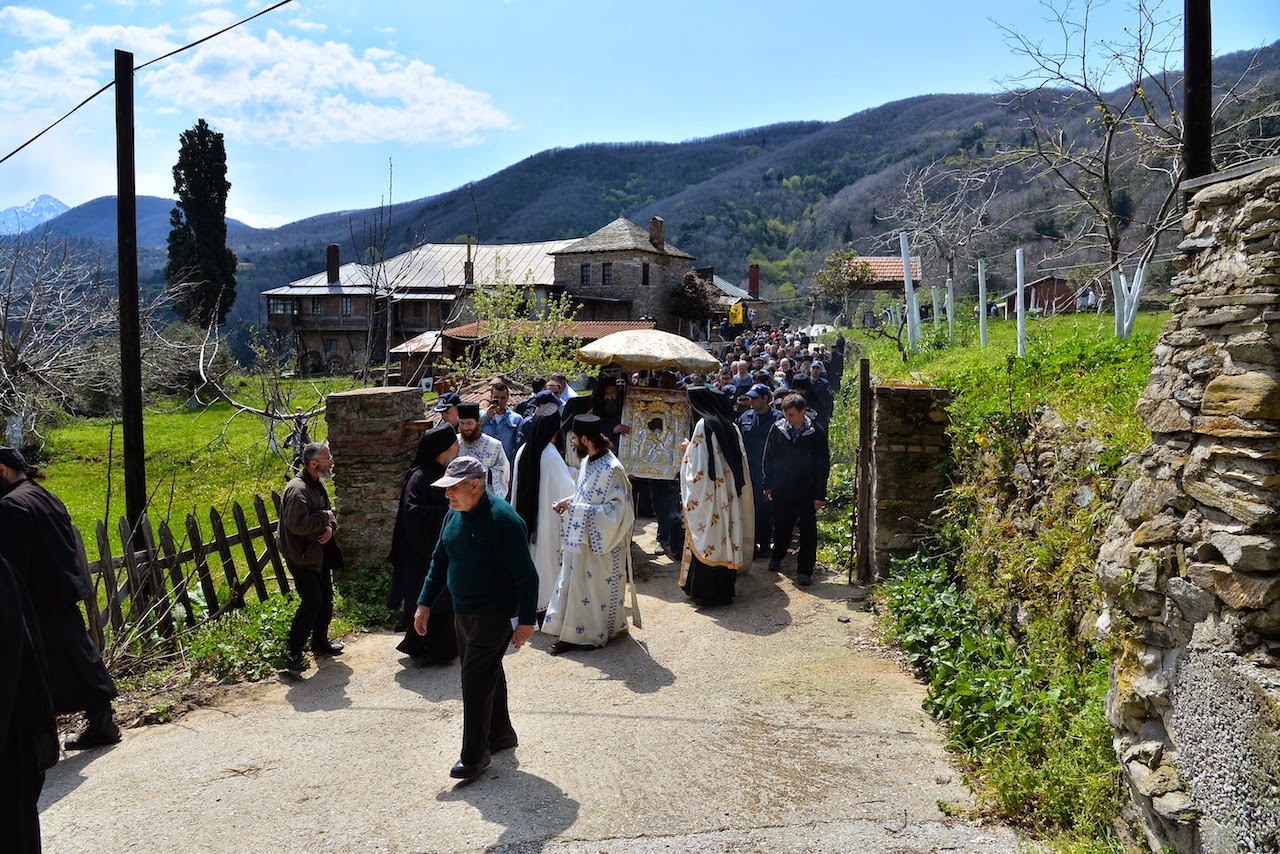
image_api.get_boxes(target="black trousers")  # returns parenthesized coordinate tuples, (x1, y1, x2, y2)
(771, 497, 817, 575)
(287, 565, 333, 654)
(454, 607, 517, 764)
(753, 486, 772, 550)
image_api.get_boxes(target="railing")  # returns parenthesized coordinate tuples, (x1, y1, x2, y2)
(74, 492, 289, 650)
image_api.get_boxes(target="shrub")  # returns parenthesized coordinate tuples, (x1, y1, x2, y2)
(183, 595, 295, 682)
(334, 564, 399, 631)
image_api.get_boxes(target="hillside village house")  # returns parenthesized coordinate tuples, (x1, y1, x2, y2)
(262, 216, 764, 375)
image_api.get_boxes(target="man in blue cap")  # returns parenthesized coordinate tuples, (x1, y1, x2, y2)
(433, 392, 462, 428)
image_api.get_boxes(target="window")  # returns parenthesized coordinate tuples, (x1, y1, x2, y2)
(340, 296, 353, 316)
(325, 339, 339, 354)
(267, 298, 296, 316)
(602, 262, 613, 286)
(642, 262, 650, 286)
(311, 297, 322, 316)
(580, 263, 591, 287)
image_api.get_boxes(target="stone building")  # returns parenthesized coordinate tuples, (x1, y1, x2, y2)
(263, 216, 710, 375)
(549, 217, 695, 329)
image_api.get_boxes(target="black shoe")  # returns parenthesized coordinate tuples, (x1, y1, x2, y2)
(548, 640, 592, 656)
(797, 573, 813, 587)
(283, 654, 309, 672)
(450, 754, 491, 779)
(311, 640, 344, 656)
(65, 718, 122, 750)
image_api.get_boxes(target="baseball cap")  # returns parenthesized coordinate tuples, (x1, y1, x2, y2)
(433, 392, 461, 412)
(431, 455, 486, 487)
(746, 383, 773, 398)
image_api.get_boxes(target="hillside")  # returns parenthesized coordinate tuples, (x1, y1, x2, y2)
(37, 39, 1280, 338)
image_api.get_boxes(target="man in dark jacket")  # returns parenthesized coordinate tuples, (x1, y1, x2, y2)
(0, 447, 120, 750)
(414, 456, 539, 780)
(276, 442, 344, 672)
(761, 395, 830, 586)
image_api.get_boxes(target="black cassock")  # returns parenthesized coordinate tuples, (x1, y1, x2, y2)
(0, 479, 117, 715)
(0, 552, 59, 854)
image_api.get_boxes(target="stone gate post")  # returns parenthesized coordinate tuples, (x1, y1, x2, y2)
(325, 386, 429, 571)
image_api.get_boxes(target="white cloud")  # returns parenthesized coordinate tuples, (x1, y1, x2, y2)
(140, 27, 512, 147)
(289, 17, 325, 32)
(0, 6, 73, 41)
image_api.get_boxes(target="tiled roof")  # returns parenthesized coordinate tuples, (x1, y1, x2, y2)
(707, 274, 769, 306)
(859, 256, 922, 284)
(551, 218, 694, 259)
(443, 319, 655, 342)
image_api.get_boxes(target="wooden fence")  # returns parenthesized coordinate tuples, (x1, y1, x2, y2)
(75, 492, 290, 650)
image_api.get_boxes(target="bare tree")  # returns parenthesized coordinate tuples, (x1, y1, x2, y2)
(0, 232, 118, 446)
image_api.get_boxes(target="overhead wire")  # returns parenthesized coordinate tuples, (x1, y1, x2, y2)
(0, 0, 295, 168)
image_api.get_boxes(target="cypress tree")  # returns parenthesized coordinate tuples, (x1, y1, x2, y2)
(164, 119, 237, 327)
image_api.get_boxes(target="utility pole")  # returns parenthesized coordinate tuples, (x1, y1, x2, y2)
(1183, 0, 1213, 183)
(115, 49, 147, 550)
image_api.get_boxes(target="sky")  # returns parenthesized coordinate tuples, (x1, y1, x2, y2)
(1, 0, 1277, 228)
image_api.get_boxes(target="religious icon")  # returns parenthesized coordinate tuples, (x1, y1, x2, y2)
(618, 387, 691, 480)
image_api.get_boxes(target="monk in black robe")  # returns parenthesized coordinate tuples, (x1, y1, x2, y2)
(0, 447, 119, 749)
(0, 552, 59, 853)
(386, 423, 459, 664)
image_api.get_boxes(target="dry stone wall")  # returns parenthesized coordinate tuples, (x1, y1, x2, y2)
(325, 386, 428, 569)
(1096, 164, 1280, 853)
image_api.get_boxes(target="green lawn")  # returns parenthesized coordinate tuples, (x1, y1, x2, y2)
(43, 401, 315, 557)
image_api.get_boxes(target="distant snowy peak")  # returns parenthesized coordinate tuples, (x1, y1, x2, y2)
(0, 194, 71, 234)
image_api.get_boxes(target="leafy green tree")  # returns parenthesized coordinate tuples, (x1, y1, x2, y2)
(815, 245, 876, 318)
(165, 119, 237, 327)
(444, 260, 583, 385)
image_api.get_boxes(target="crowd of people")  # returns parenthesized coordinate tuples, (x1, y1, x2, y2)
(2, 322, 840, 820)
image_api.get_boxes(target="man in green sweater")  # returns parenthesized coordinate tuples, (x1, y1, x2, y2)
(414, 456, 539, 780)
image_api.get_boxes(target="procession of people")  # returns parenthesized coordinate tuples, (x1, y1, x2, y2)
(7, 320, 835, 800)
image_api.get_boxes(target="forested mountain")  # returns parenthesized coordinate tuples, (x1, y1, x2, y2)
(39, 38, 1280, 333)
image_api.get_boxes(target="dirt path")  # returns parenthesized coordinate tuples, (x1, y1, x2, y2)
(39, 523, 1025, 853)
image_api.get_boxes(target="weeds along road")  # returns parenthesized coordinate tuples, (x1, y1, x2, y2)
(39, 523, 1026, 854)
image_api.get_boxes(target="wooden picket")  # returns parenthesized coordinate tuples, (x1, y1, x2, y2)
(76, 491, 286, 650)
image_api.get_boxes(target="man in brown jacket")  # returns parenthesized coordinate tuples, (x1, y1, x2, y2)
(277, 443, 344, 672)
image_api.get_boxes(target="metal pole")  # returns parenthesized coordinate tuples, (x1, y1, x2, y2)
(115, 49, 147, 550)
(1015, 248, 1026, 358)
(977, 259, 988, 347)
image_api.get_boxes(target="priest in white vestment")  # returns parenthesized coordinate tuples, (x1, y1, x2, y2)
(510, 404, 576, 615)
(679, 386, 754, 606)
(543, 415, 636, 654)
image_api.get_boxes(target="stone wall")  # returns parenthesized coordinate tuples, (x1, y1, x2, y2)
(325, 386, 428, 569)
(1095, 164, 1280, 852)
(869, 384, 952, 579)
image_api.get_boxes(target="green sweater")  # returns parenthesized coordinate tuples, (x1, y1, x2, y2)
(418, 492, 540, 626)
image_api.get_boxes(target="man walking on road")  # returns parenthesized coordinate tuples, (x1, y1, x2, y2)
(276, 443, 345, 672)
(762, 394, 829, 586)
(415, 456, 539, 780)
(0, 447, 121, 750)
(739, 383, 781, 560)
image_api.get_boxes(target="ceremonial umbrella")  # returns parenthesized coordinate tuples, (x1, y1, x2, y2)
(576, 329, 720, 373)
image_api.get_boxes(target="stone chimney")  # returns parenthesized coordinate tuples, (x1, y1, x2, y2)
(649, 216, 665, 251)
(748, 263, 760, 299)
(326, 244, 340, 284)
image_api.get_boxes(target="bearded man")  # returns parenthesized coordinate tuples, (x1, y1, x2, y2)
(542, 415, 637, 654)
(457, 402, 511, 500)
